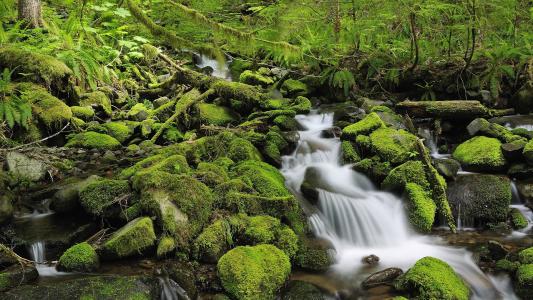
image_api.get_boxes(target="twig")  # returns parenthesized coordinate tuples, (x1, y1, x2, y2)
(0, 122, 70, 152)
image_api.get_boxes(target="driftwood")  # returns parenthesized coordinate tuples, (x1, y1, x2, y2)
(396, 100, 514, 119)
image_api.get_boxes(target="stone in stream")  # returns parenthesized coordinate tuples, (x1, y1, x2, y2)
(447, 174, 512, 227)
(516, 179, 533, 207)
(162, 260, 198, 299)
(100, 216, 156, 259)
(501, 140, 528, 161)
(56, 242, 99, 272)
(452, 136, 507, 172)
(0, 264, 39, 292)
(50, 175, 101, 213)
(432, 158, 460, 179)
(281, 280, 329, 300)
(362, 254, 380, 266)
(361, 267, 403, 289)
(487, 240, 509, 261)
(6, 152, 49, 182)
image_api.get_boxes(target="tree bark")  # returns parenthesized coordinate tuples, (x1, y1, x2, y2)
(18, 0, 43, 28)
(396, 100, 515, 119)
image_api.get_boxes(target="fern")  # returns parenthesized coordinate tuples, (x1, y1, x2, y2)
(0, 95, 32, 129)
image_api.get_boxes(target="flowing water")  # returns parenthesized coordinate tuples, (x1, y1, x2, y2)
(193, 52, 232, 80)
(281, 110, 518, 299)
(157, 274, 190, 300)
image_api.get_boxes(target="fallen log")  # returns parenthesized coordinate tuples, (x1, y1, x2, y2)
(396, 100, 514, 119)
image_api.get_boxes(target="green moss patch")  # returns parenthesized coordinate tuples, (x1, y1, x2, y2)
(516, 264, 533, 298)
(394, 256, 469, 300)
(369, 128, 418, 165)
(198, 103, 238, 126)
(519, 247, 533, 264)
(280, 79, 308, 97)
(239, 70, 274, 87)
(101, 217, 156, 259)
(342, 112, 385, 140)
(65, 131, 121, 150)
(217, 244, 291, 300)
(57, 242, 99, 272)
(452, 136, 506, 171)
(510, 208, 528, 230)
(79, 179, 131, 217)
(17, 83, 72, 128)
(404, 183, 436, 233)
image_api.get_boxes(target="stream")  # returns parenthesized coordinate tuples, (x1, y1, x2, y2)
(281, 110, 520, 299)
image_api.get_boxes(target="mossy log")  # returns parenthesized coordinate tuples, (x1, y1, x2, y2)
(396, 100, 514, 119)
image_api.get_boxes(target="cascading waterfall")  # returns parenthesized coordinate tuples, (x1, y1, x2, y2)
(29, 241, 45, 263)
(158, 275, 190, 300)
(509, 181, 533, 237)
(282, 110, 518, 300)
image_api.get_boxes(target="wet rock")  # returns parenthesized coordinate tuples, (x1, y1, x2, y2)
(6, 152, 49, 182)
(508, 163, 533, 180)
(487, 240, 509, 260)
(50, 175, 101, 213)
(447, 174, 512, 227)
(295, 237, 334, 272)
(3, 275, 158, 299)
(361, 267, 403, 289)
(501, 140, 527, 161)
(100, 217, 156, 259)
(432, 158, 460, 179)
(362, 254, 380, 266)
(281, 280, 328, 300)
(358, 98, 386, 113)
(516, 179, 533, 206)
(153, 96, 170, 108)
(321, 127, 342, 138)
(0, 263, 39, 292)
(163, 261, 198, 299)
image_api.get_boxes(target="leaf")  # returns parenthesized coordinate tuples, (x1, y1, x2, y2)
(114, 7, 131, 18)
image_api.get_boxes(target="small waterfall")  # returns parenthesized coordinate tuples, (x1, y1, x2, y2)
(418, 126, 450, 159)
(29, 241, 45, 263)
(158, 274, 190, 300)
(193, 52, 232, 80)
(509, 204, 533, 238)
(511, 181, 522, 204)
(282, 110, 518, 299)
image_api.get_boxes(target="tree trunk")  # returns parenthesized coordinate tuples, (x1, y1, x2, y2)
(396, 100, 515, 119)
(18, 0, 43, 28)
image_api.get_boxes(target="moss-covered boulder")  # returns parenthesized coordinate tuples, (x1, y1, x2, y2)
(524, 139, 533, 165)
(369, 128, 418, 165)
(65, 131, 121, 150)
(519, 247, 533, 264)
(239, 70, 274, 87)
(452, 136, 506, 171)
(186, 132, 262, 164)
(447, 174, 511, 226)
(57, 242, 99, 272)
(295, 238, 334, 272)
(6, 151, 49, 182)
(17, 83, 72, 128)
(156, 236, 176, 258)
(193, 219, 232, 263)
(79, 179, 131, 217)
(0, 264, 39, 292)
(127, 103, 150, 121)
(100, 217, 156, 259)
(382, 160, 430, 192)
(510, 208, 528, 230)
(104, 121, 135, 144)
(394, 256, 469, 300)
(217, 244, 291, 300)
(193, 161, 230, 188)
(404, 183, 436, 233)
(198, 103, 238, 126)
(516, 264, 533, 299)
(280, 79, 308, 97)
(341, 141, 361, 164)
(78, 91, 112, 117)
(232, 160, 291, 197)
(70, 106, 95, 121)
(342, 112, 385, 140)
(0, 47, 72, 90)
(467, 118, 526, 143)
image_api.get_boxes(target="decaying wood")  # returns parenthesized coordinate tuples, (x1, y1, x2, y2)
(396, 100, 514, 119)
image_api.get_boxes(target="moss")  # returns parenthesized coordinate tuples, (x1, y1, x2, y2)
(452, 136, 506, 171)
(342, 112, 385, 140)
(291, 96, 312, 114)
(232, 160, 291, 197)
(16, 83, 72, 128)
(275, 226, 299, 259)
(341, 141, 361, 164)
(198, 103, 238, 126)
(156, 236, 176, 257)
(101, 217, 156, 259)
(217, 244, 291, 300)
(295, 238, 333, 272)
(79, 179, 130, 216)
(212, 81, 266, 113)
(228, 137, 263, 162)
(248, 109, 296, 121)
(495, 259, 520, 272)
(355, 134, 372, 151)
(516, 264, 533, 298)
(193, 219, 232, 263)
(131, 154, 189, 187)
(382, 160, 430, 191)
(70, 106, 95, 120)
(468, 118, 526, 143)
(194, 162, 230, 187)
(394, 256, 469, 300)
(519, 247, 533, 264)
(524, 139, 533, 164)
(369, 128, 418, 165)
(57, 242, 99, 272)
(213, 178, 256, 208)
(273, 115, 299, 131)
(79, 91, 112, 116)
(280, 79, 308, 97)
(120, 154, 167, 179)
(0, 47, 71, 88)
(104, 122, 134, 144)
(404, 183, 436, 233)
(229, 58, 253, 79)
(510, 208, 528, 229)
(264, 130, 289, 163)
(66, 131, 121, 150)
(127, 103, 150, 121)
(244, 215, 280, 244)
(239, 70, 274, 87)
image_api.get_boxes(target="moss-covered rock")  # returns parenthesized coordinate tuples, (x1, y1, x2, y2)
(198, 103, 238, 126)
(519, 247, 533, 264)
(369, 128, 418, 165)
(446, 174, 511, 226)
(212, 81, 266, 114)
(0, 47, 72, 89)
(0, 263, 38, 292)
(524, 139, 533, 165)
(516, 264, 533, 299)
(228, 137, 263, 162)
(194, 161, 230, 188)
(101, 217, 156, 259)
(382, 160, 430, 192)
(217, 244, 291, 300)
(341, 141, 361, 164)
(70, 105, 95, 120)
(65, 131, 121, 150)
(127, 103, 150, 121)
(240, 215, 298, 259)
(394, 256, 469, 300)
(193, 219, 232, 263)
(404, 183, 436, 233)
(295, 238, 334, 272)
(495, 259, 520, 273)
(186, 132, 261, 164)
(16, 83, 72, 128)
(156, 236, 176, 258)
(104, 122, 135, 144)
(130, 154, 190, 186)
(467, 118, 526, 143)
(79, 179, 131, 217)
(232, 160, 291, 197)
(239, 70, 274, 87)
(452, 136, 506, 171)
(280, 79, 308, 97)
(264, 130, 289, 164)
(342, 112, 385, 140)
(510, 208, 528, 230)
(57, 242, 99, 272)
(78, 91, 112, 117)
